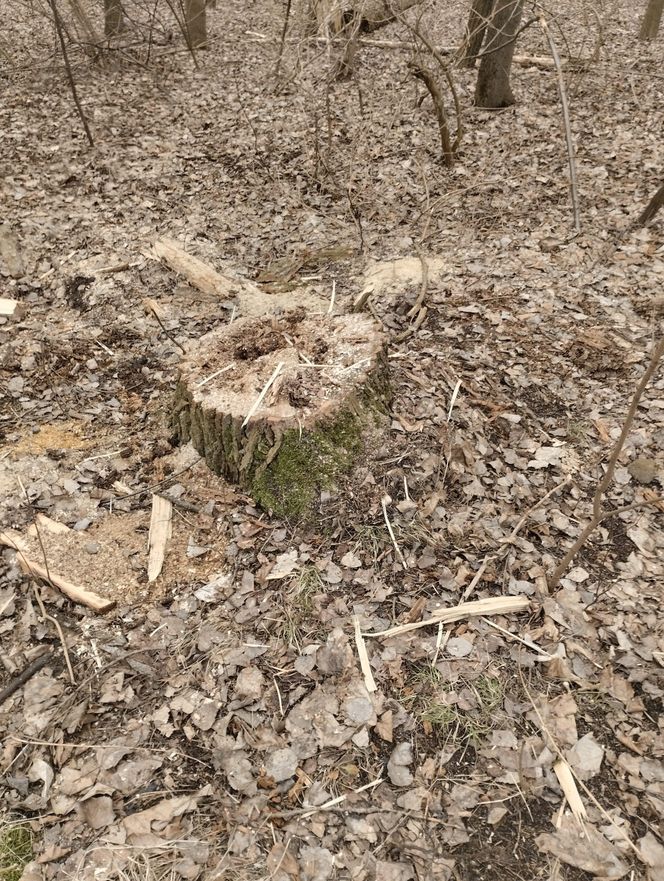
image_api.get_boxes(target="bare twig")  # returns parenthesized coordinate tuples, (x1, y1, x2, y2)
(274, 0, 292, 78)
(539, 16, 580, 233)
(381, 494, 408, 569)
(146, 301, 186, 354)
(48, 0, 94, 146)
(399, 13, 462, 160)
(407, 251, 429, 319)
(33, 585, 76, 684)
(0, 651, 54, 707)
(549, 338, 664, 589)
(462, 476, 571, 600)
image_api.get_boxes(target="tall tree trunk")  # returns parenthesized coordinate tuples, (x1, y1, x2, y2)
(104, 0, 123, 36)
(639, 0, 664, 40)
(475, 0, 525, 108)
(460, 0, 494, 68)
(185, 0, 207, 48)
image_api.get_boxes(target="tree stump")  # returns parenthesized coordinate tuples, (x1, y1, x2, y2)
(172, 308, 390, 519)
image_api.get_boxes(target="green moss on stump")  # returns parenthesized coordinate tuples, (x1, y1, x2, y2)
(251, 409, 363, 519)
(172, 311, 389, 520)
(174, 375, 388, 520)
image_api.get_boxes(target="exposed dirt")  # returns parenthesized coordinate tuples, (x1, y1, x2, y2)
(1, 1, 663, 880)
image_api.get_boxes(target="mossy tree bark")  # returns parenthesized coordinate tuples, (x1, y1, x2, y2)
(474, 0, 525, 108)
(172, 310, 389, 520)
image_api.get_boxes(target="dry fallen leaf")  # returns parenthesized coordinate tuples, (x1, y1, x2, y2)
(535, 813, 629, 879)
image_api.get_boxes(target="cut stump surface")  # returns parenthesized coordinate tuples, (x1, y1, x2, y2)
(173, 308, 389, 519)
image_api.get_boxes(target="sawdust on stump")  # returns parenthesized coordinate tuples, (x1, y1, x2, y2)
(172, 308, 390, 519)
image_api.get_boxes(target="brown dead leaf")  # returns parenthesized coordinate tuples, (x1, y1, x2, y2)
(536, 814, 629, 879)
(267, 842, 300, 879)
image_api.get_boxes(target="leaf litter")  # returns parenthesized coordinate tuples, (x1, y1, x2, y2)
(1, 0, 663, 879)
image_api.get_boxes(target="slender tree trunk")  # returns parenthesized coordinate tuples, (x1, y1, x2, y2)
(185, 0, 207, 48)
(309, 0, 420, 35)
(636, 182, 664, 227)
(104, 0, 124, 36)
(639, 0, 664, 40)
(460, 0, 494, 68)
(475, 0, 525, 108)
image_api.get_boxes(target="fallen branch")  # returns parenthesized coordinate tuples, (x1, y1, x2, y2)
(364, 595, 530, 638)
(549, 337, 664, 589)
(153, 236, 265, 316)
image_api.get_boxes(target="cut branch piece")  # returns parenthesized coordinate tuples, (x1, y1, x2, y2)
(153, 237, 324, 318)
(0, 531, 116, 613)
(154, 236, 263, 308)
(364, 595, 530, 638)
(147, 495, 173, 582)
(172, 309, 390, 520)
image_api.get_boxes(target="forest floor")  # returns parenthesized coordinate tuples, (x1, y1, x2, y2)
(1, 1, 663, 879)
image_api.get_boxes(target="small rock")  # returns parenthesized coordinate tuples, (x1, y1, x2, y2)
(446, 637, 473, 658)
(265, 748, 298, 782)
(300, 845, 335, 881)
(539, 236, 560, 253)
(316, 629, 353, 675)
(387, 742, 414, 787)
(234, 665, 265, 699)
(627, 457, 658, 484)
(84, 542, 101, 555)
(191, 698, 219, 731)
(78, 795, 115, 830)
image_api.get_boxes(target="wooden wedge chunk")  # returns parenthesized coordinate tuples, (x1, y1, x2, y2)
(147, 494, 172, 582)
(0, 531, 116, 613)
